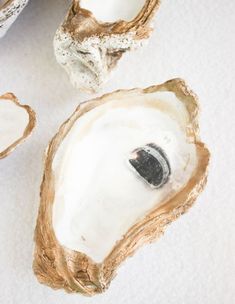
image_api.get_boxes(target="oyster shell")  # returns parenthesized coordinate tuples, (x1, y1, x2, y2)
(54, 0, 161, 92)
(0, 93, 36, 159)
(0, 0, 28, 38)
(33, 79, 210, 296)
(0, 0, 29, 38)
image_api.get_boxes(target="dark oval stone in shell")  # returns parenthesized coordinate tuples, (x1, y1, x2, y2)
(129, 143, 171, 188)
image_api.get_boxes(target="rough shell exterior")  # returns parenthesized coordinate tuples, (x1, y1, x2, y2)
(0, 0, 29, 38)
(33, 78, 210, 296)
(54, 0, 161, 92)
(0, 92, 36, 159)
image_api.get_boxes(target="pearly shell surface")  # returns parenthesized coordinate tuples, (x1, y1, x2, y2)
(33, 79, 210, 296)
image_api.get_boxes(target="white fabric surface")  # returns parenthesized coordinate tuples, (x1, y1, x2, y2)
(0, 0, 234, 303)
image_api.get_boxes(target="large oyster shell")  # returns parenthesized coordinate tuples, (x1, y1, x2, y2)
(0, 0, 29, 38)
(0, 93, 36, 159)
(54, 0, 161, 92)
(33, 79, 210, 296)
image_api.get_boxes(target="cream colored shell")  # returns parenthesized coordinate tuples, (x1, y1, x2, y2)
(0, 93, 36, 159)
(54, 0, 161, 92)
(33, 79, 210, 296)
(0, 0, 29, 38)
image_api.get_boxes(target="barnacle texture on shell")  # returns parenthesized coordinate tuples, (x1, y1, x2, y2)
(0, 0, 29, 38)
(54, 0, 161, 92)
(0, 93, 36, 159)
(33, 79, 210, 296)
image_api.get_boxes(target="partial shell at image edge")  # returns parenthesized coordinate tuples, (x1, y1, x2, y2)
(0, 92, 36, 159)
(33, 78, 210, 296)
(0, 0, 29, 38)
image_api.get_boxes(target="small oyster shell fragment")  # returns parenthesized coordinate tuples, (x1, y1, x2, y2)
(54, 0, 161, 92)
(0, 0, 29, 38)
(33, 79, 210, 296)
(0, 93, 36, 159)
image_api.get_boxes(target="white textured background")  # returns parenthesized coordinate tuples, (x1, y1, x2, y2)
(0, 0, 235, 303)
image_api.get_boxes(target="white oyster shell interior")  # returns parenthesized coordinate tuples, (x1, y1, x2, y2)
(80, 0, 146, 22)
(52, 91, 198, 263)
(0, 99, 30, 153)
